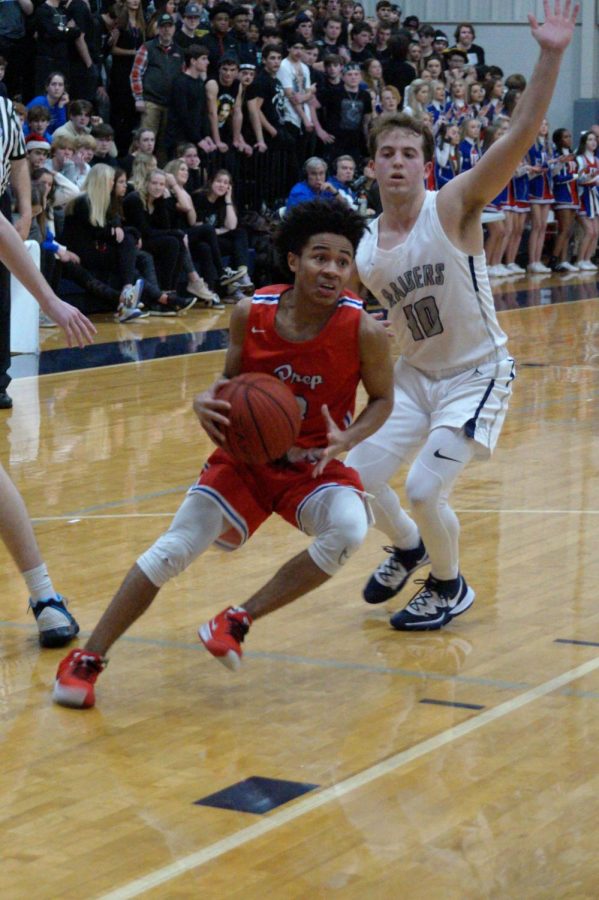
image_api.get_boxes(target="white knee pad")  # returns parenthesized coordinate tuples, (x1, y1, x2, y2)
(137, 492, 225, 587)
(302, 488, 370, 577)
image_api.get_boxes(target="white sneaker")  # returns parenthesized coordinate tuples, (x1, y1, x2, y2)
(577, 260, 598, 271)
(506, 262, 526, 274)
(527, 262, 551, 275)
(495, 264, 513, 277)
(187, 277, 216, 302)
(560, 261, 578, 272)
(487, 265, 502, 277)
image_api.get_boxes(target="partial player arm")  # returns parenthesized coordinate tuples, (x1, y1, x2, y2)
(0, 211, 95, 347)
(192, 299, 251, 443)
(439, 1, 578, 235)
(311, 311, 394, 476)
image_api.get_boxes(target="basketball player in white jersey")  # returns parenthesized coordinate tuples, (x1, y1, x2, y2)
(346, 0, 578, 630)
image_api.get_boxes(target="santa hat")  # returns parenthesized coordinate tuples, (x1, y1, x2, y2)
(26, 135, 51, 152)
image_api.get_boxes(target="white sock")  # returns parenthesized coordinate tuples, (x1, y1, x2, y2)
(23, 563, 56, 604)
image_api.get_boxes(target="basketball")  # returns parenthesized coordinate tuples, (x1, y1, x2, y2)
(215, 373, 302, 464)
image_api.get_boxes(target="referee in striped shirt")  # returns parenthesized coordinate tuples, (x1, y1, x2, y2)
(0, 95, 32, 409)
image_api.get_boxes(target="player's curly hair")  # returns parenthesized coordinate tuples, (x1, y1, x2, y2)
(274, 199, 367, 279)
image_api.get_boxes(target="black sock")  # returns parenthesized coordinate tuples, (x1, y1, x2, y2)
(396, 539, 426, 566)
(429, 574, 460, 597)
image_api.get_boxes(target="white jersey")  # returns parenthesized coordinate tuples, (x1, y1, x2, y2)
(356, 191, 509, 378)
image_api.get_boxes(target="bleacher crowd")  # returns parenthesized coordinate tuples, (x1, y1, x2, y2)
(1, 0, 598, 324)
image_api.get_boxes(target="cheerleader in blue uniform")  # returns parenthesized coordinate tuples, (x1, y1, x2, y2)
(434, 122, 462, 189)
(526, 118, 554, 273)
(483, 76, 504, 125)
(459, 117, 481, 171)
(550, 127, 579, 272)
(443, 80, 471, 127)
(426, 80, 447, 127)
(467, 82, 489, 128)
(502, 159, 531, 275)
(482, 119, 511, 277)
(575, 130, 599, 271)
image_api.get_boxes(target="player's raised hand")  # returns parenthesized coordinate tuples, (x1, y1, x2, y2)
(193, 378, 231, 445)
(41, 296, 96, 348)
(529, 0, 579, 53)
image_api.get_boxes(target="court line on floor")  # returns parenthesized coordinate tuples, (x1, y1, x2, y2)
(29, 507, 599, 524)
(6, 620, 599, 699)
(98, 653, 599, 900)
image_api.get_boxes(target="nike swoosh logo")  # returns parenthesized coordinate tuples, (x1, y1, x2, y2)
(434, 449, 462, 463)
(251, 327, 266, 334)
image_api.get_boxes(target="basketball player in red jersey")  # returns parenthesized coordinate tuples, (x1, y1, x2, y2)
(53, 200, 393, 707)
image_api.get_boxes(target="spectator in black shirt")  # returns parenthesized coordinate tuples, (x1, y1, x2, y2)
(166, 44, 216, 158)
(246, 44, 286, 153)
(33, 0, 81, 93)
(373, 23, 393, 66)
(448, 22, 486, 68)
(174, 3, 204, 51)
(348, 22, 374, 65)
(204, 2, 238, 79)
(230, 6, 258, 67)
(383, 34, 416, 99)
(206, 54, 242, 155)
(319, 61, 371, 164)
(315, 17, 349, 64)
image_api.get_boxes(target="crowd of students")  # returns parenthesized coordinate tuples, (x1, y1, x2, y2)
(1, 0, 598, 325)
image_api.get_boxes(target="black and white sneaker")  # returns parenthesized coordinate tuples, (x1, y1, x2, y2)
(363, 541, 429, 604)
(219, 265, 247, 287)
(390, 574, 475, 631)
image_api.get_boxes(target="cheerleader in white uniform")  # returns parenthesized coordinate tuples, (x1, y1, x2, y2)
(575, 130, 599, 270)
(346, 1, 578, 632)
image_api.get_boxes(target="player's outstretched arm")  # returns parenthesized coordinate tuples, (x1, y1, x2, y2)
(441, 0, 579, 216)
(312, 312, 394, 476)
(0, 211, 96, 348)
(192, 299, 251, 445)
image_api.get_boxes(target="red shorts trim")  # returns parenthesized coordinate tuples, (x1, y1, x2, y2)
(189, 448, 364, 549)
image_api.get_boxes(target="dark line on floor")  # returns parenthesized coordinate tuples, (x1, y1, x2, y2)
(419, 698, 485, 710)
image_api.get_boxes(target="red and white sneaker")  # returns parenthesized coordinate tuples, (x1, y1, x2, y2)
(52, 648, 107, 708)
(198, 606, 252, 671)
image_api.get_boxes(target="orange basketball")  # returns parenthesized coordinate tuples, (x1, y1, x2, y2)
(215, 373, 302, 464)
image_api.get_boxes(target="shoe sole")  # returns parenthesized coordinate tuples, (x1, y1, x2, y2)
(39, 624, 80, 648)
(52, 680, 93, 708)
(198, 625, 241, 672)
(363, 554, 430, 604)
(177, 297, 198, 314)
(391, 586, 476, 631)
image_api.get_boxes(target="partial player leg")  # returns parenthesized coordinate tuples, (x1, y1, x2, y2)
(0, 462, 78, 647)
(391, 426, 476, 631)
(346, 437, 429, 605)
(199, 487, 369, 671)
(53, 492, 225, 708)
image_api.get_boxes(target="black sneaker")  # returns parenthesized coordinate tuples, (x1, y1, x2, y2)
(390, 574, 475, 631)
(0, 391, 13, 409)
(363, 541, 429, 604)
(148, 301, 177, 316)
(30, 595, 80, 648)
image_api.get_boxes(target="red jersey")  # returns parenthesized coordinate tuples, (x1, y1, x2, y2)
(240, 285, 363, 449)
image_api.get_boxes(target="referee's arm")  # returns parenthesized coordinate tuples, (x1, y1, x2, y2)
(10, 159, 31, 241)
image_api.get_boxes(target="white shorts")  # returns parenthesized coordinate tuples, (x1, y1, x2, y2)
(366, 356, 516, 461)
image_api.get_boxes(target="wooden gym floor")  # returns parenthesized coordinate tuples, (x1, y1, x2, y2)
(2, 271, 599, 899)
